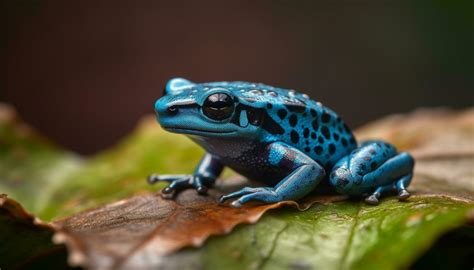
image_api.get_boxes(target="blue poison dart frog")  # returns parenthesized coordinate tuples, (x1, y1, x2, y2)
(148, 78, 415, 207)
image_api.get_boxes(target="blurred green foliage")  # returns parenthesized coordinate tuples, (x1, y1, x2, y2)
(0, 110, 205, 220)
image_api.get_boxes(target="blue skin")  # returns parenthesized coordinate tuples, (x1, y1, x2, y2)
(148, 78, 415, 207)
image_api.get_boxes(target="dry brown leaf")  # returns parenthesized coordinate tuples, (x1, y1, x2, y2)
(0, 194, 54, 230)
(0, 194, 64, 269)
(52, 180, 345, 269)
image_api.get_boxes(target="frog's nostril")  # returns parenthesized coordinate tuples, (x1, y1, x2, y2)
(167, 105, 178, 115)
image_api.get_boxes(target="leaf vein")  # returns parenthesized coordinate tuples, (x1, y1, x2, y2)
(257, 222, 288, 270)
(339, 204, 362, 270)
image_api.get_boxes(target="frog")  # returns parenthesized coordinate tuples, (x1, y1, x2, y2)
(148, 78, 415, 207)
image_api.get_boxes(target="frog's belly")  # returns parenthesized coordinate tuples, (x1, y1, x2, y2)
(193, 137, 293, 185)
(221, 157, 289, 186)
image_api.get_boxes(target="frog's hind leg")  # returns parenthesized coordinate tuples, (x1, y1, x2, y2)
(329, 140, 415, 205)
(362, 153, 414, 203)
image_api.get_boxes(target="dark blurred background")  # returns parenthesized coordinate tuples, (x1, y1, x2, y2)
(2, 0, 473, 154)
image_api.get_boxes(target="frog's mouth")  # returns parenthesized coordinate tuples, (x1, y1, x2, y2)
(164, 126, 237, 136)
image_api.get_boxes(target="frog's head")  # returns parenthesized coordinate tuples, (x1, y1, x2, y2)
(154, 78, 284, 140)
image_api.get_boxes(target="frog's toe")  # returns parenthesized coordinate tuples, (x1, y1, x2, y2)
(161, 187, 176, 199)
(190, 176, 209, 195)
(162, 186, 174, 194)
(160, 178, 193, 199)
(219, 187, 254, 204)
(364, 194, 380, 205)
(147, 174, 190, 184)
(398, 189, 411, 201)
(219, 187, 272, 204)
(148, 174, 163, 184)
(217, 195, 225, 204)
(196, 185, 208, 195)
(230, 200, 242, 208)
(229, 189, 281, 207)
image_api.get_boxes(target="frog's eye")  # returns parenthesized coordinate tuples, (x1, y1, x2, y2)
(203, 93, 234, 121)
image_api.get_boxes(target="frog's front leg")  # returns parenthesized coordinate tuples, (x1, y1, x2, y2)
(148, 153, 224, 198)
(219, 142, 326, 207)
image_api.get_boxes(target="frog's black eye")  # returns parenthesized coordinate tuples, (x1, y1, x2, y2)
(203, 93, 234, 121)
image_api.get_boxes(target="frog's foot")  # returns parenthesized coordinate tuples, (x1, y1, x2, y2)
(364, 184, 392, 205)
(147, 174, 211, 198)
(364, 194, 380, 205)
(364, 180, 411, 205)
(398, 189, 411, 201)
(396, 173, 412, 201)
(219, 187, 281, 208)
(218, 187, 276, 206)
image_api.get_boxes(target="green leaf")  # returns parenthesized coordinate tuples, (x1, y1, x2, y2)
(201, 197, 472, 270)
(0, 104, 82, 216)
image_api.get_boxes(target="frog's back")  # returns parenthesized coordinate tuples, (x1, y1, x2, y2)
(215, 81, 357, 169)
